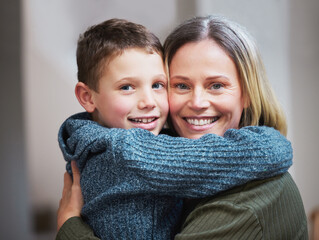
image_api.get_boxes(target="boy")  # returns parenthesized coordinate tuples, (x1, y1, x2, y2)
(74, 18, 168, 135)
(60, 18, 175, 239)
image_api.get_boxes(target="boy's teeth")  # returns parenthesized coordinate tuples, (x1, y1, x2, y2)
(132, 118, 155, 123)
(186, 118, 217, 126)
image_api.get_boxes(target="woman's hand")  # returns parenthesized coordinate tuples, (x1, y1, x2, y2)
(57, 161, 83, 231)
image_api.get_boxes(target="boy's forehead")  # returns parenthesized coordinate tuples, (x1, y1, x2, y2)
(98, 47, 165, 80)
(114, 47, 162, 58)
(103, 47, 163, 67)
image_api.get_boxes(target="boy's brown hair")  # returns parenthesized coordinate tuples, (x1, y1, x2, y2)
(76, 18, 163, 92)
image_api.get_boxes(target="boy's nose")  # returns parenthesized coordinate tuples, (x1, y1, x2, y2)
(138, 92, 156, 110)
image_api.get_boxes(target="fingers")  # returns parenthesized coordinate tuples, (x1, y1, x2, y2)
(57, 161, 84, 231)
(62, 172, 72, 197)
(64, 172, 72, 188)
(71, 161, 80, 186)
(71, 160, 80, 175)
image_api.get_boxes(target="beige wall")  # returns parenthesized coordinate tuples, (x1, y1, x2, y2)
(1, 0, 317, 238)
(289, 0, 319, 221)
(1, 1, 31, 239)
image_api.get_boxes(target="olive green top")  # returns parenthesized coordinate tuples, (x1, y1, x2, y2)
(175, 173, 308, 240)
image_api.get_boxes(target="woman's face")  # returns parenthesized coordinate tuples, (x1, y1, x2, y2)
(168, 39, 246, 139)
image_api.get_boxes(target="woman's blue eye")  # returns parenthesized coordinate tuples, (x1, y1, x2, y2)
(152, 82, 164, 89)
(211, 83, 223, 90)
(176, 83, 189, 89)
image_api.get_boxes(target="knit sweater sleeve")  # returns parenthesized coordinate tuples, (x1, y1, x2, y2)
(58, 112, 292, 198)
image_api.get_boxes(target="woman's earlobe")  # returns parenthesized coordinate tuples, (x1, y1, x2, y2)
(75, 82, 96, 113)
(243, 95, 250, 109)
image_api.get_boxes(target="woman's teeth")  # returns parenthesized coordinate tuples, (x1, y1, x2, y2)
(130, 118, 156, 123)
(186, 117, 218, 126)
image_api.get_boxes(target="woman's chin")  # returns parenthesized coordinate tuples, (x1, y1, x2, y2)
(178, 121, 224, 138)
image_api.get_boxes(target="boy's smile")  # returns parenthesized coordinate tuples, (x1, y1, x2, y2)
(128, 116, 160, 131)
(90, 48, 168, 135)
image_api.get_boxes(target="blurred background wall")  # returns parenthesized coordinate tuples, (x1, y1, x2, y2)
(1, 0, 318, 239)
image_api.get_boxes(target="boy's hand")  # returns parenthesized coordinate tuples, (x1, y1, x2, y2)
(57, 161, 83, 231)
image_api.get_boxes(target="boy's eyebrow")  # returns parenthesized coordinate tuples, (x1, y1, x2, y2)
(111, 76, 167, 87)
(118, 74, 167, 82)
(154, 74, 168, 80)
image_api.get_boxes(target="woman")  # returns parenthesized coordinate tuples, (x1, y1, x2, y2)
(165, 15, 308, 239)
(56, 16, 307, 239)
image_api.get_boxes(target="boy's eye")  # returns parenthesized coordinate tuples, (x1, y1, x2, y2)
(120, 85, 133, 91)
(152, 82, 164, 89)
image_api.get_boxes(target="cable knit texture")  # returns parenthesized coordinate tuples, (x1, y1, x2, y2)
(58, 112, 292, 240)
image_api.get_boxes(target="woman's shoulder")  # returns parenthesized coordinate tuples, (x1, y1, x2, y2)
(198, 173, 302, 210)
(180, 173, 308, 239)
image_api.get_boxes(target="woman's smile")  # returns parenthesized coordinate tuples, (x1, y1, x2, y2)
(184, 117, 219, 126)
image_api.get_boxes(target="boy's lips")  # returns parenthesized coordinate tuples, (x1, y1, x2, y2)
(129, 117, 158, 123)
(128, 116, 160, 130)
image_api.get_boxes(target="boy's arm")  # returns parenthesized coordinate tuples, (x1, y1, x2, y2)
(116, 126, 292, 197)
(59, 112, 292, 198)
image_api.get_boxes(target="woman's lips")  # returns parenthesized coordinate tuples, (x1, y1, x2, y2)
(182, 116, 220, 131)
(184, 117, 219, 126)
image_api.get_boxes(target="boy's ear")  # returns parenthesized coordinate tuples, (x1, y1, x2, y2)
(75, 82, 96, 113)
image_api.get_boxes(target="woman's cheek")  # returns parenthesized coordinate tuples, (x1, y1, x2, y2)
(168, 93, 181, 116)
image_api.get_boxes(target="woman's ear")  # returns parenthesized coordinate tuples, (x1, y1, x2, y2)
(243, 95, 250, 109)
(75, 82, 96, 113)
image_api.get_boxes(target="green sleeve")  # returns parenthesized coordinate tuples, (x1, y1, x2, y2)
(175, 173, 308, 240)
(56, 217, 100, 240)
(174, 200, 262, 240)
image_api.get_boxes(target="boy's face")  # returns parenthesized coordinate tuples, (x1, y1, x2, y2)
(91, 48, 168, 135)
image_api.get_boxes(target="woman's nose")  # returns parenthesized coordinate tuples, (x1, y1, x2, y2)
(188, 89, 210, 110)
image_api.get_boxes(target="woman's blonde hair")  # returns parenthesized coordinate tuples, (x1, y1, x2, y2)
(164, 15, 287, 136)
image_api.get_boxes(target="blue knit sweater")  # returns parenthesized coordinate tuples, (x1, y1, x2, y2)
(58, 112, 292, 240)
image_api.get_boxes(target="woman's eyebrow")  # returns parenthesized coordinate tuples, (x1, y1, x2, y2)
(170, 75, 230, 81)
(169, 75, 190, 81)
(206, 75, 230, 81)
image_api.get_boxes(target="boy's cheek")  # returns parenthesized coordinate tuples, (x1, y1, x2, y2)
(159, 95, 169, 116)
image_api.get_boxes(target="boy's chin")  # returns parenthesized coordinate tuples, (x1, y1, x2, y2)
(149, 129, 160, 136)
